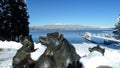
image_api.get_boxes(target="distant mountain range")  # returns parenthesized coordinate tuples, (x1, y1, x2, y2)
(30, 25, 113, 30)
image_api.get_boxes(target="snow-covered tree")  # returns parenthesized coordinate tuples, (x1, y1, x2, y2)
(0, 0, 29, 41)
(9, 0, 29, 41)
(113, 15, 120, 39)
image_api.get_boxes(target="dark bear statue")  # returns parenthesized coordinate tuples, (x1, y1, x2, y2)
(34, 32, 81, 68)
(12, 35, 36, 68)
(88, 45, 105, 55)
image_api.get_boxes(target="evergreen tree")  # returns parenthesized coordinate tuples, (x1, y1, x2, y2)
(0, 0, 12, 40)
(113, 15, 120, 39)
(0, 0, 29, 41)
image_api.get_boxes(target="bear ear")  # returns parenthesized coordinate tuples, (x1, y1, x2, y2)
(47, 33, 50, 37)
(19, 34, 24, 42)
(58, 34, 64, 40)
(54, 32, 59, 36)
(103, 48, 105, 52)
(88, 48, 92, 52)
(19, 34, 23, 39)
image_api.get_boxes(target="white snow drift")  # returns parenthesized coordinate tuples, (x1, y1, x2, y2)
(0, 41, 120, 68)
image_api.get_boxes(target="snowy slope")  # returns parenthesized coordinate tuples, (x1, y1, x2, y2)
(0, 41, 120, 68)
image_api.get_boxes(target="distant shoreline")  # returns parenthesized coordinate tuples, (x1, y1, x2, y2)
(29, 29, 112, 30)
(29, 25, 113, 30)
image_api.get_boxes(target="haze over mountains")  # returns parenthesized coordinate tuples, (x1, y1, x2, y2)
(30, 24, 112, 30)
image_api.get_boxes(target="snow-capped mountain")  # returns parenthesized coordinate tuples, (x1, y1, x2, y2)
(30, 24, 111, 30)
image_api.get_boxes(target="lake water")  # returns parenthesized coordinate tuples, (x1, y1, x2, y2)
(30, 30, 112, 43)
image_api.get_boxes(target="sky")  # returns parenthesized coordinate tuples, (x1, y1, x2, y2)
(27, 0, 120, 28)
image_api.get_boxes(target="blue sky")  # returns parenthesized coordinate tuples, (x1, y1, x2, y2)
(27, 0, 120, 28)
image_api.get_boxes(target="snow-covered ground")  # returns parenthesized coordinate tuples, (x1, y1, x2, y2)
(0, 41, 120, 68)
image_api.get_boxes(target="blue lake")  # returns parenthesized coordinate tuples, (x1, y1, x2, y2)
(30, 30, 112, 43)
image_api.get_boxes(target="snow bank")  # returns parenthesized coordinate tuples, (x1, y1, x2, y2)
(31, 43, 47, 60)
(0, 41, 120, 68)
(80, 51, 114, 68)
(73, 43, 120, 68)
(73, 43, 96, 57)
(0, 41, 22, 49)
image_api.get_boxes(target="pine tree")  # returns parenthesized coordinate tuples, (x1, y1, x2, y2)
(113, 15, 120, 39)
(0, 0, 29, 41)
(0, 0, 12, 40)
